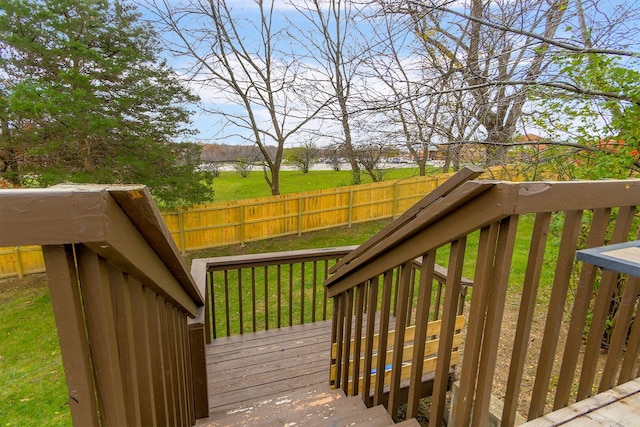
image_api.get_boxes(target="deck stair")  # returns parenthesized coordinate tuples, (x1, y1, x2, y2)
(197, 384, 421, 426)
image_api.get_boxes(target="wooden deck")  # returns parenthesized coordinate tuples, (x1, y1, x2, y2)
(204, 320, 333, 417)
(522, 377, 640, 426)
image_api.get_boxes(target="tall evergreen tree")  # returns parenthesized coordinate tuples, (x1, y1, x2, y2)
(0, 0, 213, 206)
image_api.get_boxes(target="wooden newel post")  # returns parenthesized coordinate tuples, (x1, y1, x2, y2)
(188, 322, 209, 419)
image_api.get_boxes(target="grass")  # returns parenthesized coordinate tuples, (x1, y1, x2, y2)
(0, 275, 70, 426)
(211, 167, 436, 202)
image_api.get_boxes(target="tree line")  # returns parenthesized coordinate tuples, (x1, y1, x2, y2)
(2, 0, 639, 203)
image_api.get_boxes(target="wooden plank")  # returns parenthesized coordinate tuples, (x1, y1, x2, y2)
(579, 205, 637, 400)
(504, 212, 551, 425)
(554, 208, 611, 410)
(42, 245, 100, 426)
(529, 210, 584, 419)
(76, 246, 128, 426)
(331, 316, 465, 359)
(471, 216, 518, 426)
(408, 249, 437, 418)
(431, 236, 468, 426)
(452, 223, 499, 427)
(329, 166, 484, 274)
(522, 378, 640, 426)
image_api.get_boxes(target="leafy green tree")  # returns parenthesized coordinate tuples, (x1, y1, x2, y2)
(0, 0, 213, 206)
(526, 54, 640, 180)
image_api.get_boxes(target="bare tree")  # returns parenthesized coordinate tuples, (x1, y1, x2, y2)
(142, 0, 327, 195)
(288, 0, 367, 184)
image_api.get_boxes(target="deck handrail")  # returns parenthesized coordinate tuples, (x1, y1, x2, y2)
(0, 184, 208, 426)
(191, 246, 471, 343)
(325, 176, 640, 425)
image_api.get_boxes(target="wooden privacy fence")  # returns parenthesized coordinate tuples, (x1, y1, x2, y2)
(0, 185, 209, 426)
(325, 168, 640, 425)
(0, 169, 510, 278)
(164, 170, 510, 252)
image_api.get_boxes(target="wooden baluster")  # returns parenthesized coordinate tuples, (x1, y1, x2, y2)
(553, 208, 610, 412)
(579, 206, 636, 400)
(407, 250, 436, 418)
(503, 211, 552, 426)
(238, 269, 244, 335)
(374, 269, 393, 407)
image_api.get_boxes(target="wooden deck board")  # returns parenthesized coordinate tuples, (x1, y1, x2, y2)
(205, 320, 334, 416)
(522, 377, 640, 426)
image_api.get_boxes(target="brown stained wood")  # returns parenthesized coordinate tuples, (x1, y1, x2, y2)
(579, 205, 637, 400)
(223, 271, 230, 336)
(619, 295, 640, 384)
(42, 245, 100, 426)
(145, 288, 169, 426)
(451, 224, 499, 427)
(554, 208, 612, 411)
(529, 210, 584, 420)
(76, 246, 128, 426)
(375, 270, 394, 407)
(205, 321, 333, 415)
(362, 276, 380, 402)
(326, 182, 513, 298)
(180, 315, 196, 426)
(166, 306, 183, 426)
(329, 166, 484, 274)
(408, 250, 436, 418)
(352, 284, 365, 396)
(289, 265, 294, 327)
(512, 180, 640, 214)
(108, 267, 143, 427)
(503, 212, 552, 426)
(251, 267, 257, 332)
(159, 301, 177, 426)
(189, 322, 210, 420)
(129, 281, 157, 426)
(431, 237, 467, 427)
(207, 271, 215, 341)
(206, 247, 355, 271)
(300, 262, 305, 325)
(277, 264, 282, 328)
(472, 216, 519, 425)
(599, 276, 640, 392)
(264, 266, 269, 330)
(334, 295, 345, 389)
(388, 262, 413, 418)
(341, 289, 354, 395)
(313, 261, 318, 322)
(238, 269, 244, 334)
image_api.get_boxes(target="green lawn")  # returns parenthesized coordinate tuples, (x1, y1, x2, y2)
(211, 167, 437, 202)
(0, 276, 70, 426)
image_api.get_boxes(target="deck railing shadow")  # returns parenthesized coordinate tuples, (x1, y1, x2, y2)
(0, 185, 209, 426)
(325, 168, 640, 425)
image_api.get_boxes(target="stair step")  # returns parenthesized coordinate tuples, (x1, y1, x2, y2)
(201, 385, 363, 426)
(395, 418, 422, 426)
(312, 403, 394, 426)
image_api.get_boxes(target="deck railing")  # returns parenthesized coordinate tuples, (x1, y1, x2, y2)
(0, 185, 208, 426)
(191, 247, 470, 343)
(325, 168, 640, 425)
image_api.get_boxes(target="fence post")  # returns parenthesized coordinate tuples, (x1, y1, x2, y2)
(178, 209, 186, 255)
(298, 195, 303, 236)
(239, 205, 246, 246)
(348, 188, 354, 228)
(14, 246, 24, 279)
(392, 181, 399, 218)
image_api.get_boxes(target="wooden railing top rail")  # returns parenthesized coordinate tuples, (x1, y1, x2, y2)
(203, 246, 358, 271)
(0, 184, 203, 314)
(325, 178, 640, 298)
(329, 166, 485, 275)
